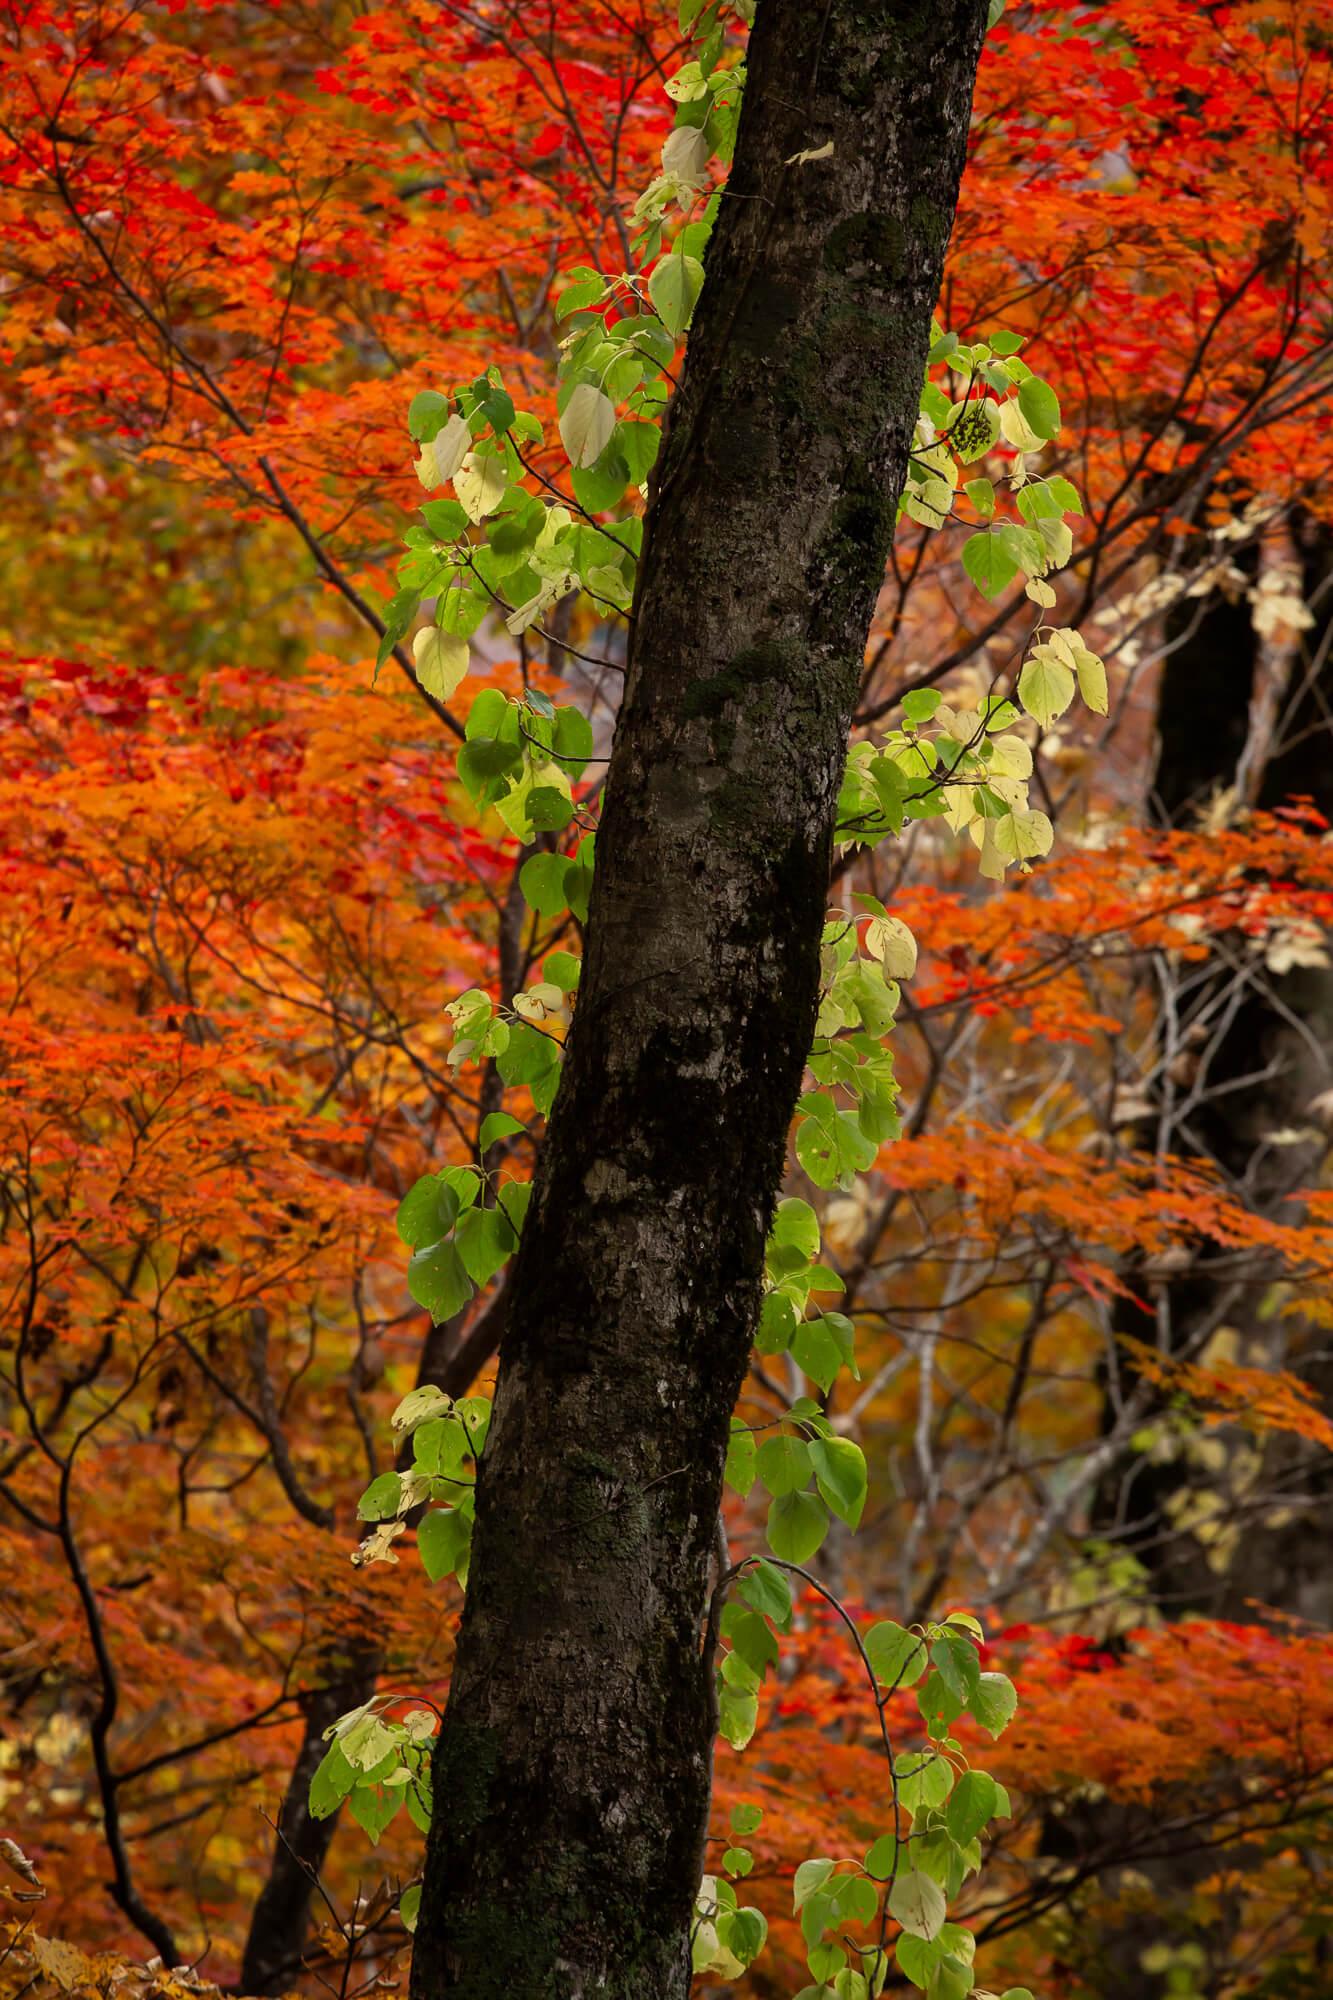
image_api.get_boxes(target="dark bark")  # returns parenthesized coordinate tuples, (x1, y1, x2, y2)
(410, 4, 989, 1996)
(1150, 538, 1260, 827)
(1153, 508, 1333, 827)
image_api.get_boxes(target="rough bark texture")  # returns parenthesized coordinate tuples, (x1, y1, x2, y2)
(410, 4, 988, 1996)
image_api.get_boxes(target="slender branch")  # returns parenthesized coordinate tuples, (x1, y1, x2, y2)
(43, 151, 464, 740)
(54, 1457, 181, 1963)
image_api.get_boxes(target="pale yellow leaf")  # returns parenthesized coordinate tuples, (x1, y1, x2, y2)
(397, 1470, 433, 1512)
(866, 914, 917, 980)
(888, 1869, 947, 1941)
(943, 783, 977, 833)
(350, 1520, 407, 1569)
(785, 139, 835, 165)
(392, 1386, 453, 1434)
(904, 477, 954, 529)
(661, 126, 709, 184)
(917, 441, 959, 489)
(935, 702, 978, 744)
(514, 982, 563, 1022)
(413, 627, 470, 700)
(432, 412, 471, 484)
(1038, 516, 1073, 570)
(1017, 648, 1076, 728)
(992, 807, 1053, 863)
(338, 1712, 399, 1767)
(999, 400, 1044, 452)
(986, 732, 1033, 779)
(1073, 644, 1108, 715)
(505, 593, 546, 636)
(559, 381, 616, 469)
(976, 822, 1007, 880)
(454, 451, 506, 522)
(1044, 627, 1079, 669)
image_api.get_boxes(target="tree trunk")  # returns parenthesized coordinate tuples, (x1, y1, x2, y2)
(409, 4, 989, 1996)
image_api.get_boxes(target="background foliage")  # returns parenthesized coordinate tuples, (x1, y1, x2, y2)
(2, 1, 1333, 1995)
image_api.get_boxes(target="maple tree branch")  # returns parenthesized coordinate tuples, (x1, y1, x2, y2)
(248, 1307, 337, 1532)
(42, 149, 465, 741)
(1088, 246, 1291, 564)
(50, 1451, 181, 1962)
(164, 1318, 334, 1532)
(0, 1317, 192, 1956)
(985, 1283, 1251, 1610)
(239, 1647, 384, 1996)
(977, 1776, 1333, 1951)
(339, 1387, 378, 1492)
(437, 1, 641, 269)
(114, 1689, 302, 1790)
(250, 454, 465, 741)
(0, 1475, 51, 1535)
(995, 1260, 1055, 1449)
(857, 323, 1333, 730)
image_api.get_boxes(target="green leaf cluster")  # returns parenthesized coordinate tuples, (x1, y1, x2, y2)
(350, 1383, 498, 1584)
(394, 1159, 533, 1327)
(308, 1699, 437, 1851)
(751, 1196, 861, 1389)
(783, 1617, 1020, 1996)
(693, 1869, 770, 1978)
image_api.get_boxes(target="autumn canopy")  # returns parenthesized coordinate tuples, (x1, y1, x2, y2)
(2, 0, 1333, 1996)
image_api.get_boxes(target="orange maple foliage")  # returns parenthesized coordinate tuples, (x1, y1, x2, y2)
(0, 0, 1331, 1990)
(705, 1605, 1333, 1993)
